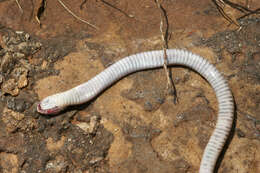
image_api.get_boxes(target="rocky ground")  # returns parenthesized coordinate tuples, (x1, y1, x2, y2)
(0, 0, 259, 173)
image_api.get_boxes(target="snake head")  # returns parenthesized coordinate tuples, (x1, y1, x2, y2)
(37, 94, 65, 115)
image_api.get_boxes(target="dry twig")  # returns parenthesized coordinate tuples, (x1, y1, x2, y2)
(80, 0, 87, 10)
(155, 0, 178, 103)
(237, 7, 260, 20)
(212, 0, 240, 26)
(15, 0, 23, 13)
(35, 0, 46, 26)
(100, 0, 134, 18)
(213, 0, 260, 27)
(58, 0, 99, 30)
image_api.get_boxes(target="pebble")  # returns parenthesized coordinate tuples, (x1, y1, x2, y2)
(1, 79, 19, 96)
(0, 52, 14, 73)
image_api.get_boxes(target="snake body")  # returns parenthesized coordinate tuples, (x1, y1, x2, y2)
(37, 49, 234, 173)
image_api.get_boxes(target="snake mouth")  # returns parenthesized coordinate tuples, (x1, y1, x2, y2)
(37, 103, 61, 115)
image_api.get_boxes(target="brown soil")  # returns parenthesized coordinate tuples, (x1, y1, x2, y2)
(0, 0, 259, 173)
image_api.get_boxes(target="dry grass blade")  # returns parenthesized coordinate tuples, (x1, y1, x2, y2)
(58, 0, 99, 30)
(155, 0, 178, 103)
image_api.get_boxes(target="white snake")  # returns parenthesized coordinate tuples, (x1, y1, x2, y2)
(37, 49, 234, 173)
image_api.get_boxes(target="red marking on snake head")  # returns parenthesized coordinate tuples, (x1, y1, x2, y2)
(37, 103, 61, 115)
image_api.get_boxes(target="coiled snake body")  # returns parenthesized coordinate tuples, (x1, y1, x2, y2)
(37, 49, 234, 173)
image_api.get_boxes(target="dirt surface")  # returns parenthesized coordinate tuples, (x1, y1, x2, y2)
(0, 0, 260, 173)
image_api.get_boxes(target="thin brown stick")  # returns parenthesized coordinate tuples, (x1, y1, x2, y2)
(58, 0, 99, 30)
(80, 0, 87, 10)
(155, 0, 178, 103)
(213, 0, 260, 27)
(35, 0, 46, 26)
(15, 0, 23, 13)
(213, 0, 239, 26)
(238, 8, 260, 20)
(100, 0, 134, 18)
(222, 0, 252, 13)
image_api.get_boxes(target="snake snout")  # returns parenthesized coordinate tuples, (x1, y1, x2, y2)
(37, 102, 62, 115)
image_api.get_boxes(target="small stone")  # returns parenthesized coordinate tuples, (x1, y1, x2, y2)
(0, 48, 6, 56)
(25, 33, 30, 41)
(7, 98, 27, 112)
(41, 60, 48, 70)
(15, 101, 26, 112)
(5, 33, 22, 45)
(76, 116, 98, 134)
(89, 156, 103, 164)
(1, 78, 19, 96)
(17, 42, 28, 51)
(45, 155, 68, 172)
(11, 67, 26, 78)
(236, 128, 246, 138)
(0, 152, 19, 172)
(10, 110, 25, 121)
(7, 97, 16, 110)
(7, 44, 16, 52)
(2, 108, 25, 133)
(2, 35, 9, 44)
(15, 31, 24, 34)
(11, 67, 28, 89)
(18, 73, 28, 89)
(144, 101, 153, 111)
(35, 42, 42, 49)
(13, 52, 25, 59)
(0, 52, 15, 73)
